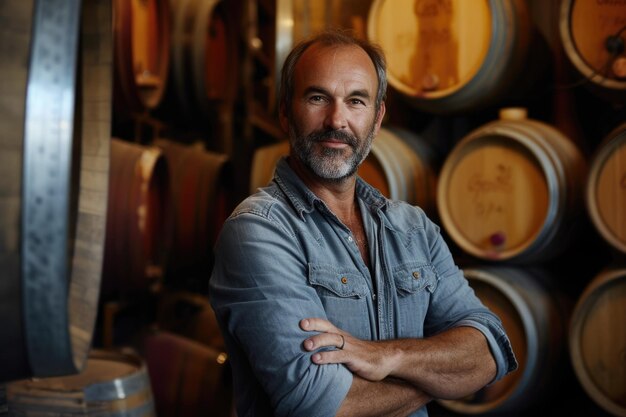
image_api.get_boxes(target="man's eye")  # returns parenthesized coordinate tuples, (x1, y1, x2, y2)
(309, 95, 325, 102)
(350, 99, 365, 106)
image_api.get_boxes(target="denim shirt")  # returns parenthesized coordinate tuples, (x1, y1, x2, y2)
(209, 157, 517, 417)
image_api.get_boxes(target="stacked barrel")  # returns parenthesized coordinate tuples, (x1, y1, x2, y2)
(365, 1, 626, 416)
(101, 1, 237, 416)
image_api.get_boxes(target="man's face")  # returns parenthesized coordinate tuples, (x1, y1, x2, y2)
(281, 44, 385, 181)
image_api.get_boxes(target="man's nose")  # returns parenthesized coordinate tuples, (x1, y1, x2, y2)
(323, 102, 347, 130)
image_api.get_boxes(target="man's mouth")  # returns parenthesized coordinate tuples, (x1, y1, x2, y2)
(310, 130, 356, 148)
(317, 138, 349, 148)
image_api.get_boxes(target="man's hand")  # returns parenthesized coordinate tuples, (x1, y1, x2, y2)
(300, 318, 401, 382)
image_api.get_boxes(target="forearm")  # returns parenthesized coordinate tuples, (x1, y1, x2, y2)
(302, 320, 498, 404)
(336, 375, 431, 417)
(387, 326, 496, 399)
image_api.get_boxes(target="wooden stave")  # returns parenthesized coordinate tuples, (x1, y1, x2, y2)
(101, 139, 169, 301)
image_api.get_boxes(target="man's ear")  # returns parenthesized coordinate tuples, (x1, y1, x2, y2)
(374, 101, 386, 134)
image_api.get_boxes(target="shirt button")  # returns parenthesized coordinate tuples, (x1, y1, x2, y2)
(412, 271, 420, 279)
(341, 277, 348, 284)
(372, 293, 377, 300)
(347, 236, 353, 242)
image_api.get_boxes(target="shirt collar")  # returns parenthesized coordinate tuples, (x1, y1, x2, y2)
(273, 157, 388, 220)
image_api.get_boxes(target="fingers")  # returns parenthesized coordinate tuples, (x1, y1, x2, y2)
(300, 317, 338, 333)
(300, 318, 350, 365)
(303, 331, 346, 352)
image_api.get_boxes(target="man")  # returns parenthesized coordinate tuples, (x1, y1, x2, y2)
(209, 30, 517, 417)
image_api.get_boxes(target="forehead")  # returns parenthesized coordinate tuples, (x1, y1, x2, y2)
(293, 43, 378, 95)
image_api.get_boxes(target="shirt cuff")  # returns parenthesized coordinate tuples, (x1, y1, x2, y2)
(456, 320, 518, 382)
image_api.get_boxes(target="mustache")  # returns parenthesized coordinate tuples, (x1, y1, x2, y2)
(306, 129, 358, 147)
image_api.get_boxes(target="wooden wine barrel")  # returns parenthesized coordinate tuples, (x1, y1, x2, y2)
(559, 0, 626, 104)
(0, 0, 111, 383)
(367, 0, 535, 114)
(142, 331, 233, 417)
(437, 108, 587, 263)
(154, 138, 232, 291)
(249, 127, 438, 210)
(586, 123, 626, 255)
(102, 139, 169, 300)
(569, 267, 626, 417)
(164, 0, 238, 122)
(438, 267, 567, 414)
(6, 349, 155, 416)
(113, 0, 171, 117)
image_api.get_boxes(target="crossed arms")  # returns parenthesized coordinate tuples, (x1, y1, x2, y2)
(300, 318, 497, 417)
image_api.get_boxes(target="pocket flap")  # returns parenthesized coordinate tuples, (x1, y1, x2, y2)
(393, 263, 437, 294)
(308, 264, 368, 298)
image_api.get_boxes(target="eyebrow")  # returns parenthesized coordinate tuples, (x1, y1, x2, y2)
(303, 85, 372, 101)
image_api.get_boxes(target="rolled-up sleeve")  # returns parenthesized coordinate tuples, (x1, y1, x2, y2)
(209, 211, 353, 416)
(421, 217, 518, 381)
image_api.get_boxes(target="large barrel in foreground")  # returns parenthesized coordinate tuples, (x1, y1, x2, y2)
(0, 0, 111, 383)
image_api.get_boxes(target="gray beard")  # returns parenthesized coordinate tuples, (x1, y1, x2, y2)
(289, 124, 376, 182)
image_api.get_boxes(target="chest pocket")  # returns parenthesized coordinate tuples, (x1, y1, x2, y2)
(392, 263, 437, 337)
(393, 263, 438, 295)
(308, 263, 372, 339)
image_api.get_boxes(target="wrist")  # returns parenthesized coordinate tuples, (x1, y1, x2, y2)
(384, 340, 407, 377)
